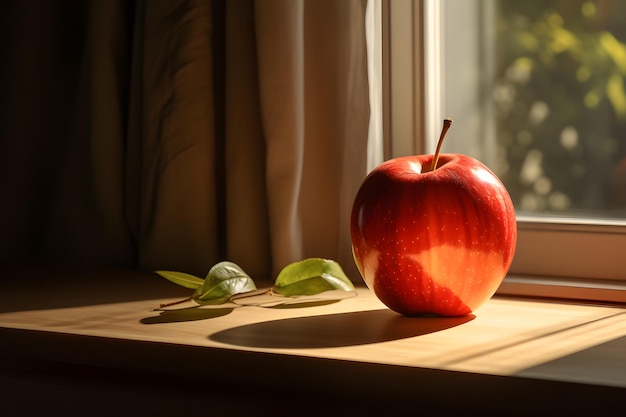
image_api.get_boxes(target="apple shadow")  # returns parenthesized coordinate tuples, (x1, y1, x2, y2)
(209, 309, 475, 349)
(141, 306, 234, 324)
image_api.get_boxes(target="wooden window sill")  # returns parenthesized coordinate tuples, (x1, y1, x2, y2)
(0, 266, 624, 415)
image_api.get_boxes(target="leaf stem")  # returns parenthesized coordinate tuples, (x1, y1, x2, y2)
(229, 288, 273, 300)
(158, 296, 193, 309)
(429, 118, 453, 172)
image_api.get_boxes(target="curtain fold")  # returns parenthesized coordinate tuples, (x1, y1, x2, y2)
(128, 0, 220, 276)
(224, 1, 272, 279)
(254, 0, 370, 279)
(0, 0, 370, 283)
(0, 0, 135, 267)
(254, 0, 307, 274)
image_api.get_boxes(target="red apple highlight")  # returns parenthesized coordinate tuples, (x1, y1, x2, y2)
(350, 119, 517, 316)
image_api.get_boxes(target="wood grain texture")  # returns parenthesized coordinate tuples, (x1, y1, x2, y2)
(1, 266, 624, 390)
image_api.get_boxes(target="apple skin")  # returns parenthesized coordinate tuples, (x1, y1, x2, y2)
(350, 153, 517, 317)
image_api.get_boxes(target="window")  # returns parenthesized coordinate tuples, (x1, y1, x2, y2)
(383, 0, 626, 303)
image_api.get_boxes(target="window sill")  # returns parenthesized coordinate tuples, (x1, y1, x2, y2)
(0, 267, 624, 415)
(499, 274, 626, 304)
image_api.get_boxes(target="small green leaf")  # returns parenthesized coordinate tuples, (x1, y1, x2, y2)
(156, 270, 204, 290)
(273, 258, 355, 297)
(193, 261, 257, 305)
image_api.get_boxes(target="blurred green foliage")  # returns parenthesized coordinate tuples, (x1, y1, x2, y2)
(494, 0, 626, 216)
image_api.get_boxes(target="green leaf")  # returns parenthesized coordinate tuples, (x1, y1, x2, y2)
(156, 270, 204, 290)
(273, 258, 355, 297)
(193, 261, 257, 305)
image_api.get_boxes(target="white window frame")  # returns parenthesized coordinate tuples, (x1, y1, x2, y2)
(383, 0, 626, 303)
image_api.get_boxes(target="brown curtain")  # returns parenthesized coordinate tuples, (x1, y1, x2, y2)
(0, 0, 370, 283)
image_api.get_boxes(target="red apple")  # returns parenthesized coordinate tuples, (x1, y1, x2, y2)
(350, 119, 517, 316)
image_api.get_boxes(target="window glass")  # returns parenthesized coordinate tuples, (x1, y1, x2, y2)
(444, 0, 626, 220)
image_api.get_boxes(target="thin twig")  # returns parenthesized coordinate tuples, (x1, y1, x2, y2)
(158, 296, 193, 309)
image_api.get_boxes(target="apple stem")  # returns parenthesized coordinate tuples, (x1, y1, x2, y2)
(428, 118, 453, 172)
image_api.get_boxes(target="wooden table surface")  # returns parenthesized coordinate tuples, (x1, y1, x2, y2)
(1, 267, 625, 415)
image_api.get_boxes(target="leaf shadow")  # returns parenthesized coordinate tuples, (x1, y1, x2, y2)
(264, 299, 341, 309)
(140, 293, 349, 324)
(141, 306, 234, 324)
(209, 308, 475, 349)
